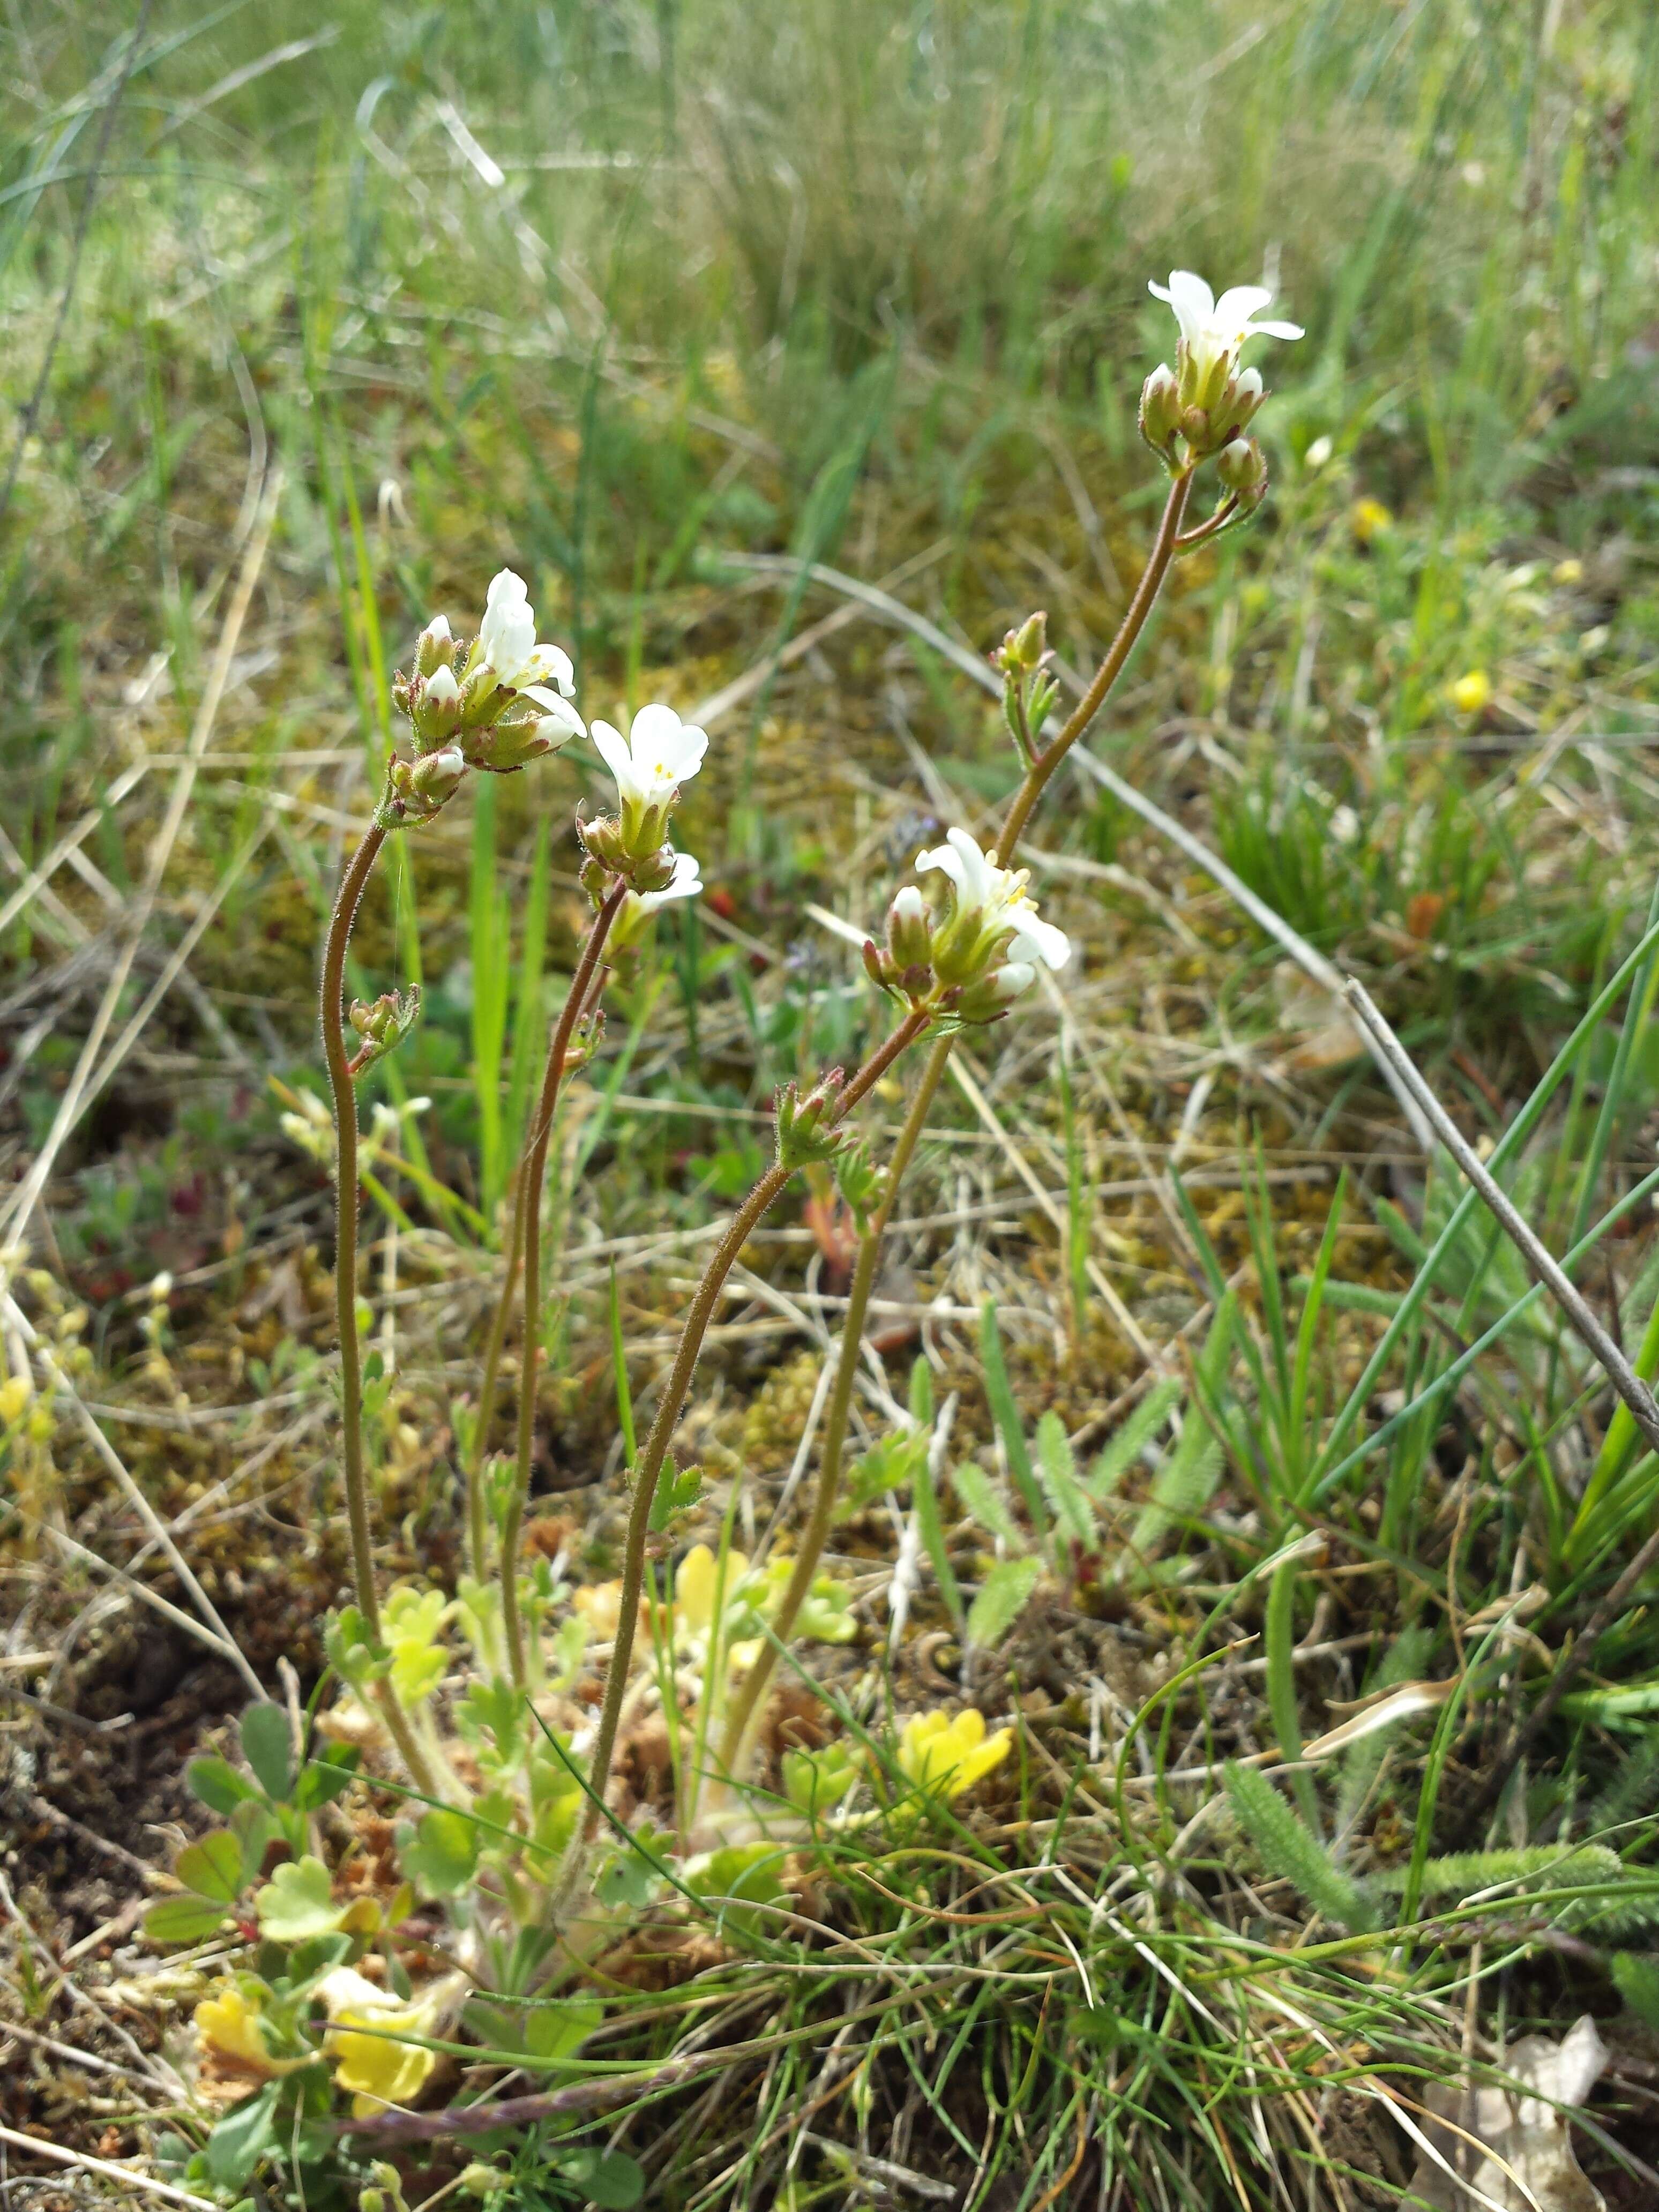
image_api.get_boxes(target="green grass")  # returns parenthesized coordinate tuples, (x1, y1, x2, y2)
(6, 1, 1659, 2206)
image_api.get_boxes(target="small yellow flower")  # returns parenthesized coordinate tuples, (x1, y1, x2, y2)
(317, 1967, 437, 2117)
(1553, 557, 1583, 585)
(896, 1708, 1012, 1802)
(675, 1543, 751, 1638)
(572, 1580, 626, 1639)
(0, 1374, 31, 1425)
(1449, 669, 1493, 717)
(1350, 497, 1393, 544)
(194, 1986, 306, 2078)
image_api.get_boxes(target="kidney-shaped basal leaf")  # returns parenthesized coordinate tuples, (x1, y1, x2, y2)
(253, 1855, 345, 1944)
(398, 1807, 481, 1899)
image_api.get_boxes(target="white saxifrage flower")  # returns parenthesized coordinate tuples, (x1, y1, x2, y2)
(1149, 272, 1303, 393)
(476, 569, 578, 706)
(1141, 272, 1301, 461)
(914, 827, 1070, 1011)
(898, 827, 1066, 1013)
(588, 703, 709, 863)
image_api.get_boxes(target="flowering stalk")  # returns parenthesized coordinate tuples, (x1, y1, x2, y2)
(498, 879, 630, 1686)
(717, 1032, 953, 1776)
(555, 1007, 931, 1905)
(319, 824, 446, 1799)
(718, 467, 1202, 1780)
(320, 824, 390, 1642)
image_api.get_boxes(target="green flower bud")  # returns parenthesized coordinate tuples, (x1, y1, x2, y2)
(409, 664, 462, 748)
(380, 745, 467, 827)
(1138, 363, 1182, 458)
(414, 616, 454, 678)
(1217, 436, 1268, 500)
(774, 1072, 847, 1170)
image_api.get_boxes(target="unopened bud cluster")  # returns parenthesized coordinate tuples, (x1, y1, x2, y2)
(992, 610, 1059, 763)
(379, 572, 583, 830)
(774, 1071, 848, 1169)
(347, 987, 421, 1074)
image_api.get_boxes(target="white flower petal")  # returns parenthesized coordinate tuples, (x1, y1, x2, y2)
(944, 827, 998, 908)
(424, 666, 460, 705)
(1010, 916, 1072, 971)
(916, 841, 966, 892)
(997, 961, 1037, 1002)
(1161, 270, 1215, 345)
(1213, 285, 1275, 326)
(1252, 318, 1304, 341)
(521, 686, 585, 736)
(521, 643, 576, 697)
(590, 720, 635, 795)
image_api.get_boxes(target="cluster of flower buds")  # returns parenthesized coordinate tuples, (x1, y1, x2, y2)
(346, 987, 421, 1077)
(863, 828, 1072, 1027)
(577, 704, 709, 897)
(380, 571, 584, 830)
(774, 1070, 848, 1170)
(991, 610, 1060, 763)
(1139, 271, 1301, 474)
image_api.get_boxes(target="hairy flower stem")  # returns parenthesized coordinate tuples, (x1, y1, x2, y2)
(995, 468, 1192, 865)
(719, 471, 1195, 1776)
(322, 826, 446, 1805)
(556, 1010, 929, 1902)
(320, 823, 389, 1641)
(718, 1032, 953, 1776)
(499, 880, 629, 1687)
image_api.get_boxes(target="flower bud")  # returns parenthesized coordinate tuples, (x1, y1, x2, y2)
(886, 884, 932, 974)
(410, 663, 462, 749)
(383, 744, 467, 826)
(578, 814, 682, 893)
(992, 610, 1048, 676)
(415, 615, 454, 678)
(1217, 437, 1268, 502)
(775, 1071, 847, 1169)
(460, 716, 565, 776)
(1138, 363, 1182, 457)
(953, 960, 1036, 1024)
(1219, 367, 1264, 441)
(348, 987, 421, 1072)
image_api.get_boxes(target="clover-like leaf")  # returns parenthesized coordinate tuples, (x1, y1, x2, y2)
(253, 1856, 345, 1944)
(550, 2149, 645, 2209)
(397, 1808, 481, 1900)
(684, 1842, 787, 1937)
